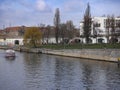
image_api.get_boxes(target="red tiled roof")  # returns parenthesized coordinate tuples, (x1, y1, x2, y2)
(5, 26, 22, 32)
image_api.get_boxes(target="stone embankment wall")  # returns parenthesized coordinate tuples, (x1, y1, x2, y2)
(41, 49, 120, 62)
(1, 46, 120, 62)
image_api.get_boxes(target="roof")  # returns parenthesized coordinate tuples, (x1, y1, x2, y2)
(5, 26, 22, 32)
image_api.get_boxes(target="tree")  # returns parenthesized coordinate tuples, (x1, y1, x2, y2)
(59, 23, 67, 44)
(24, 27, 42, 47)
(106, 15, 117, 43)
(66, 20, 76, 39)
(93, 22, 99, 43)
(18, 26, 25, 36)
(66, 20, 74, 31)
(83, 3, 92, 44)
(54, 8, 60, 44)
(116, 18, 120, 36)
(60, 23, 79, 44)
(106, 15, 111, 43)
(110, 15, 116, 43)
(45, 25, 51, 44)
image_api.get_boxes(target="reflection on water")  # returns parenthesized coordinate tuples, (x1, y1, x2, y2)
(0, 50, 120, 90)
(5, 57, 16, 60)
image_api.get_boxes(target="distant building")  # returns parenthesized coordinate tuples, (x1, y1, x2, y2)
(80, 16, 120, 43)
(0, 22, 92, 46)
(0, 26, 25, 46)
(0, 26, 58, 46)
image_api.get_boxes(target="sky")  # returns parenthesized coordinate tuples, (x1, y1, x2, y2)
(0, 0, 120, 29)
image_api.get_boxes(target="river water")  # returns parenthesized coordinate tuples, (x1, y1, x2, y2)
(0, 49, 120, 90)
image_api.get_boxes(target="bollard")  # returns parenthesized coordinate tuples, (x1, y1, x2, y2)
(118, 57, 120, 67)
(19, 47, 22, 52)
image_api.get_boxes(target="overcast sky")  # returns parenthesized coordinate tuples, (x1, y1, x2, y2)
(0, 0, 120, 29)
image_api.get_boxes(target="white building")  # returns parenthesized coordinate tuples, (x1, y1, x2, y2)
(80, 16, 120, 43)
(0, 38, 24, 46)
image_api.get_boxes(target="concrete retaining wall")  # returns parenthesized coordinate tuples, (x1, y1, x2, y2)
(41, 49, 120, 62)
(1, 46, 119, 62)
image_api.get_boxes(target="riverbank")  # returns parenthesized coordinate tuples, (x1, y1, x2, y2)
(41, 49, 120, 62)
(0, 46, 120, 63)
(14, 47, 120, 63)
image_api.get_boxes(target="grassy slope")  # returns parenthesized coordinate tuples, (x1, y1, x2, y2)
(39, 43, 120, 49)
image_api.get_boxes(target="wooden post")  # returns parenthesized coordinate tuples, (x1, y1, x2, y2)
(118, 57, 120, 67)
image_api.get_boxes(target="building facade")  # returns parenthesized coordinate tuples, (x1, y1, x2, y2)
(0, 26, 58, 46)
(80, 16, 120, 44)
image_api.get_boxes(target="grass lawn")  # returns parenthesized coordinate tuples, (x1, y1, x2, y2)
(39, 43, 120, 49)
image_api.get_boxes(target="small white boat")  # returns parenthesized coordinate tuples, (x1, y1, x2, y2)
(5, 49, 16, 57)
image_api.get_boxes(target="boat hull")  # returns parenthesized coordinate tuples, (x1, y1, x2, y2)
(5, 49, 16, 58)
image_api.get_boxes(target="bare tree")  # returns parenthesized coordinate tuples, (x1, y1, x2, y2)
(54, 8, 60, 44)
(106, 15, 111, 43)
(60, 23, 67, 44)
(93, 22, 99, 43)
(83, 3, 92, 44)
(66, 20, 75, 39)
(116, 18, 120, 36)
(66, 20, 74, 31)
(110, 15, 116, 43)
(46, 25, 51, 44)
(18, 26, 25, 36)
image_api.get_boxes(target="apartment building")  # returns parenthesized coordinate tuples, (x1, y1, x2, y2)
(80, 16, 120, 43)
